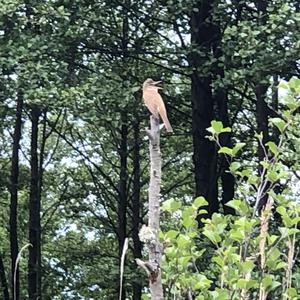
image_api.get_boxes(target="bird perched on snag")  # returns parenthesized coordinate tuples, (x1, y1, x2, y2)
(142, 78, 173, 133)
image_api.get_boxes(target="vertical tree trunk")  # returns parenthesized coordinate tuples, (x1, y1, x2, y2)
(190, 0, 218, 217)
(118, 2, 130, 296)
(28, 106, 41, 300)
(255, 84, 269, 161)
(9, 93, 23, 300)
(37, 110, 47, 299)
(147, 116, 163, 299)
(132, 121, 142, 300)
(118, 112, 128, 300)
(255, 0, 269, 211)
(212, 29, 235, 215)
(271, 75, 279, 143)
(0, 253, 9, 300)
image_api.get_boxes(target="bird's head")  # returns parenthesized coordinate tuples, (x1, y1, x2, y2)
(143, 78, 162, 90)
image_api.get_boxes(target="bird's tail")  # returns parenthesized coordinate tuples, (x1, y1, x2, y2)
(163, 117, 173, 133)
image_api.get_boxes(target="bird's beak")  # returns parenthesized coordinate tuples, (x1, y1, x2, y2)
(152, 81, 161, 85)
(153, 81, 162, 89)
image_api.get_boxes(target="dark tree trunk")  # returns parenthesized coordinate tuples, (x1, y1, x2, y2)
(215, 90, 235, 215)
(190, 0, 218, 217)
(118, 112, 128, 300)
(212, 30, 235, 215)
(9, 93, 23, 300)
(255, 0, 269, 211)
(0, 253, 9, 300)
(271, 75, 280, 143)
(37, 110, 47, 299)
(28, 106, 41, 300)
(132, 121, 142, 300)
(118, 3, 130, 297)
(255, 83, 269, 212)
(255, 84, 269, 161)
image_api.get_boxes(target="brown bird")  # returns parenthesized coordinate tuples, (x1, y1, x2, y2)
(142, 78, 173, 133)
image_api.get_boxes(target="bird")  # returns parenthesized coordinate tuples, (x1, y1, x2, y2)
(142, 78, 173, 133)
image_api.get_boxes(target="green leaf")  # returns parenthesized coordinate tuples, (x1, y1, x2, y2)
(289, 77, 300, 93)
(164, 230, 178, 240)
(178, 256, 192, 267)
(229, 162, 241, 172)
(267, 170, 279, 182)
(288, 228, 300, 235)
(182, 207, 197, 229)
(232, 143, 246, 156)
(262, 276, 272, 288)
(267, 248, 281, 262)
(266, 141, 278, 155)
(236, 279, 248, 289)
(286, 287, 297, 297)
(278, 81, 288, 89)
(193, 196, 208, 208)
(275, 262, 287, 270)
(226, 199, 249, 215)
(240, 260, 255, 273)
(218, 147, 233, 156)
(194, 274, 212, 289)
(206, 122, 220, 134)
(207, 120, 231, 134)
(267, 235, 278, 245)
(259, 160, 270, 170)
(212, 256, 224, 267)
(203, 228, 221, 245)
(164, 246, 177, 258)
(269, 118, 286, 133)
(209, 289, 229, 300)
(230, 228, 245, 241)
(278, 227, 289, 237)
(269, 281, 281, 291)
(162, 198, 182, 212)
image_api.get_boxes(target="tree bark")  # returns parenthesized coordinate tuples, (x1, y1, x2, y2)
(37, 110, 47, 297)
(147, 116, 163, 299)
(118, 3, 130, 297)
(212, 29, 235, 215)
(0, 253, 9, 300)
(28, 106, 41, 300)
(9, 92, 23, 300)
(118, 112, 128, 300)
(256, 84, 269, 161)
(190, 0, 218, 217)
(132, 121, 142, 300)
(271, 75, 279, 143)
(255, 0, 269, 212)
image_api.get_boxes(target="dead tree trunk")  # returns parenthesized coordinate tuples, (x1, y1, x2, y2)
(148, 116, 163, 299)
(138, 116, 164, 299)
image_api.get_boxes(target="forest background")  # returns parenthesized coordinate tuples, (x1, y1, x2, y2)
(0, 0, 300, 299)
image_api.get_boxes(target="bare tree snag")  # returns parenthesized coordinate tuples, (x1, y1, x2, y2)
(137, 116, 164, 299)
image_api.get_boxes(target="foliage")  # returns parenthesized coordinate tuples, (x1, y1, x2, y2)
(0, 0, 299, 298)
(160, 78, 300, 299)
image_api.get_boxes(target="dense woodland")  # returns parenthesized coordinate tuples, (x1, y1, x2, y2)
(0, 0, 300, 299)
